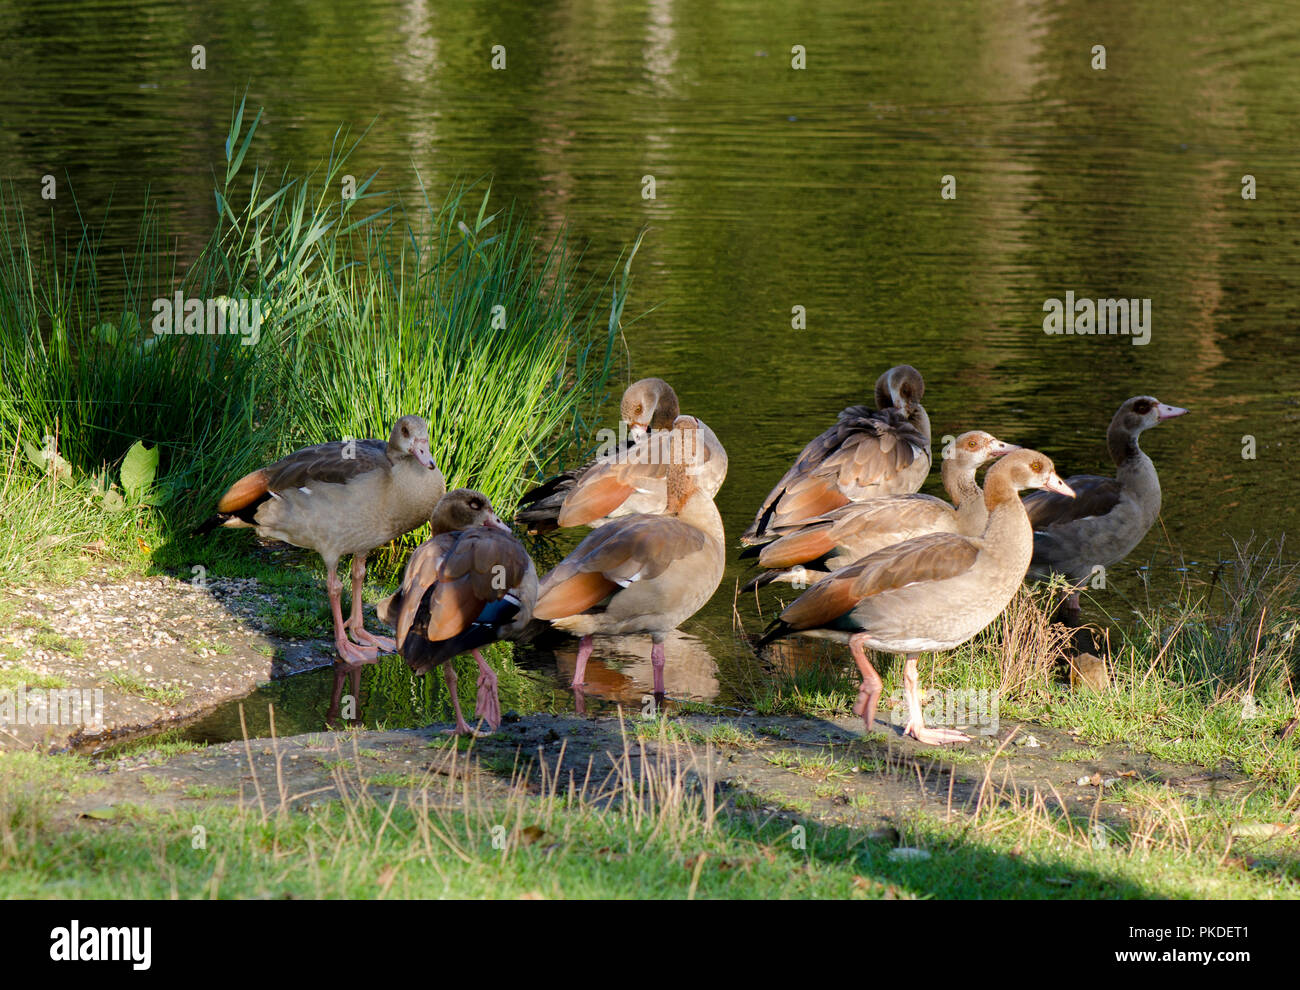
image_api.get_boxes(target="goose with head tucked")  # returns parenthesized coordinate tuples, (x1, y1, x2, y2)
(742, 430, 1018, 591)
(1023, 395, 1187, 621)
(377, 490, 537, 736)
(532, 416, 726, 704)
(514, 377, 727, 533)
(742, 365, 931, 546)
(758, 450, 1074, 744)
(199, 415, 445, 666)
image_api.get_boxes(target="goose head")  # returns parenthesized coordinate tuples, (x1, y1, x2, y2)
(389, 415, 437, 470)
(621, 378, 681, 442)
(1115, 395, 1188, 434)
(985, 449, 1075, 506)
(945, 430, 1019, 471)
(1106, 395, 1188, 462)
(430, 489, 510, 534)
(873, 365, 925, 417)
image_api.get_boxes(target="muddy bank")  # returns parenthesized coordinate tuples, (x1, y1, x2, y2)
(60, 712, 1251, 837)
(0, 565, 329, 751)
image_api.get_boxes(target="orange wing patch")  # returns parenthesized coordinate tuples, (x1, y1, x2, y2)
(216, 469, 270, 513)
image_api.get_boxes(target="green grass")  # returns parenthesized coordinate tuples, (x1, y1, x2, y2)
(0, 666, 69, 690)
(104, 672, 184, 706)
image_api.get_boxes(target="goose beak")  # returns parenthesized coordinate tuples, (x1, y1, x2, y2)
(1156, 403, 1188, 421)
(628, 423, 648, 444)
(1045, 472, 1076, 497)
(486, 512, 511, 533)
(413, 438, 436, 469)
(988, 441, 1020, 458)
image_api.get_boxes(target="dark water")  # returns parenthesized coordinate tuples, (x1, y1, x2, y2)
(7, 0, 1300, 739)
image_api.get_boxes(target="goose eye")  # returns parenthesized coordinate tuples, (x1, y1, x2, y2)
(1031, 460, 1042, 472)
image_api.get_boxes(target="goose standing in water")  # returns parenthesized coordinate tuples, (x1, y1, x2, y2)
(378, 490, 537, 736)
(514, 377, 727, 533)
(758, 450, 1074, 744)
(1024, 395, 1187, 622)
(742, 430, 1017, 590)
(199, 416, 445, 666)
(742, 365, 931, 546)
(532, 417, 725, 705)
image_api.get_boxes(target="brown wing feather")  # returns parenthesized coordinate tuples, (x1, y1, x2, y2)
(535, 515, 707, 620)
(262, 438, 392, 491)
(745, 406, 928, 540)
(557, 467, 641, 527)
(378, 534, 453, 649)
(533, 571, 621, 620)
(847, 532, 981, 599)
(777, 569, 871, 630)
(757, 524, 838, 569)
(1023, 475, 1122, 529)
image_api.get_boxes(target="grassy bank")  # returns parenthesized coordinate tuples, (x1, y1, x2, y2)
(1, 716, 1295, 899)
(0, 96, 637, 586)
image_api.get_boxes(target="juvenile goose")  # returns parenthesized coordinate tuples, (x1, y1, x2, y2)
(201, 416, 445, 666)
(1024, 395, 1187, 620)
(742, 365, 931, 546)
(515, 378, 727, 533)
(758, 450, 1074, 745)
(742, 430, 1018, 590)
(377, 490, 537, 736)
(532, 416, 726, 703)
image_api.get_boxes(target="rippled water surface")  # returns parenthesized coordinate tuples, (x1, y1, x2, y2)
(6, 0, 1299, 737)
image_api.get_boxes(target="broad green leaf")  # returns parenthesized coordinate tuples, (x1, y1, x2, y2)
(121, 440, 159, 498)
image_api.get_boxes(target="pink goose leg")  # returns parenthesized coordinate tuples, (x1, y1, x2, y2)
(441, 660, 478, 737)
(473, 649, 501, 731)
(901, 654, 970, 745)
(344, 554, 397, 653)
(650, 640, 667, 703)
(571, 635, 594, 688)
(849, 633, 883, 731)
(328, 560, 378, 666)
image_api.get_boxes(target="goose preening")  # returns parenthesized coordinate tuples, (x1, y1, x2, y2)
(377, 490, 537, 736)
(741, 365, 931, 546)
(758, 449, 1074, 745)
(514, 377, 727, 533)
(532, 416, 726, 703)
(742, 430, 1018, 591)
(1023, 395, 1187, 621)
(200, 415, 445, 666)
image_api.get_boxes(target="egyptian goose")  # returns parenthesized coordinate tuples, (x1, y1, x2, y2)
(758, 450, 1074, 745)
(1023, 395, 1187, 620)
(377, 490, 537, 736)
(200, 415, 445, 666)
(742, 430, 1018, 590)
(741, 365, 931, 546)
(514, 377, 727, 533)
(532, 416, 725, 703)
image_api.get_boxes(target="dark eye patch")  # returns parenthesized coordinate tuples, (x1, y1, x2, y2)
(1132, 399, 1153, 415)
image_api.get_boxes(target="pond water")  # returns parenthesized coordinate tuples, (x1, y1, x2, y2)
(5, 0, 1299, 741)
